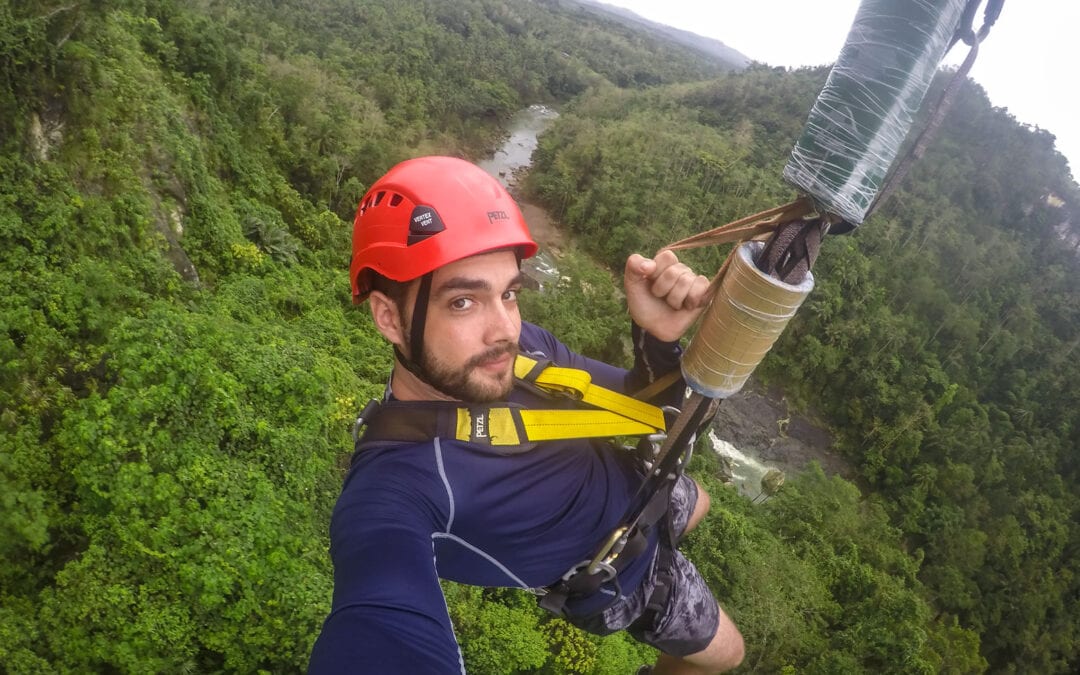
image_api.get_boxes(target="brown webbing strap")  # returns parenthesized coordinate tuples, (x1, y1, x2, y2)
(658, 195, 823, 292)
(633, 369, 683, 403)
(756, 219, 826, 285)
(662, 196, 815, 254)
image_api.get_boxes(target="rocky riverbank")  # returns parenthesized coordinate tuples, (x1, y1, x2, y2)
(710, 381, 854, 485)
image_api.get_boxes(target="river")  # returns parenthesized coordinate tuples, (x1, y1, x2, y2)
(709, 432, 784, 502)
(478, 104, 560, 189)
(482, 105, 828, 501)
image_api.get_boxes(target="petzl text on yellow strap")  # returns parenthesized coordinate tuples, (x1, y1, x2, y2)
(454, 407, 663, 446)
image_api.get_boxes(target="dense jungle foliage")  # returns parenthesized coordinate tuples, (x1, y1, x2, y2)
(2, 0, 1077, 673)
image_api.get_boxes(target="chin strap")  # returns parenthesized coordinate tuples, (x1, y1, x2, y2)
(409, 272, 433, 361)
(392, 272, 434, 383)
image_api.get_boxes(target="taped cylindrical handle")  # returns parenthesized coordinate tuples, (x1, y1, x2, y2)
(682, 242, 813, 398)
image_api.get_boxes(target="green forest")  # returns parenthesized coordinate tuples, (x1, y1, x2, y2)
(2, 0, 1077, 673)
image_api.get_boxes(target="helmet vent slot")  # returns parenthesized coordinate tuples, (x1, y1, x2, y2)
(389, 193, 404, 207)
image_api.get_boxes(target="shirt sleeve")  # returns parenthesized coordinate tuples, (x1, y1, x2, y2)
(309, 464, 462, 674)
(628, 321, 685, 403)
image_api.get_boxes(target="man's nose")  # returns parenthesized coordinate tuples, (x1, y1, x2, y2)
(486, 300, 518, 342)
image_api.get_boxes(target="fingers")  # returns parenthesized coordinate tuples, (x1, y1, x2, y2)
(663, 273, 711, 310)
(644, 250, 710, 310)
(625, 253, 654, 279)
(625, 250, 711, 341)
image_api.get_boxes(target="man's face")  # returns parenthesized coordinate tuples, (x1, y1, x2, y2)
(404, 250, 524, 402)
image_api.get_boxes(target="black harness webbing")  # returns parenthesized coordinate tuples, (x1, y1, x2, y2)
(351, 355, 669, 458)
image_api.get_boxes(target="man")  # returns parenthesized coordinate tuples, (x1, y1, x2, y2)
(309, 156, 744, 674)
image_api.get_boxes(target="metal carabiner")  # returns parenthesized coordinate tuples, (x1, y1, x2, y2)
(586, 525, 629, 575)
(351, 399, 380, 444)
(574, 557, 617, 583)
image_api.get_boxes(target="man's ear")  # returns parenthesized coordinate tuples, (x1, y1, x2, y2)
(368, 291, 406, 349)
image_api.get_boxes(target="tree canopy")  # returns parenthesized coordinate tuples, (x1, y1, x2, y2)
(2, 0, 1078, 672)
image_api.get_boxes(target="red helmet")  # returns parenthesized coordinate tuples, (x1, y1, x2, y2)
(350, 156, 538, 302)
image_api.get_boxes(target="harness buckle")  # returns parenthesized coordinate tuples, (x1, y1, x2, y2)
(351, 399, 380, 444)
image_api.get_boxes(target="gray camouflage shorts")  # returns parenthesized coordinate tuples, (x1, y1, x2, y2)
(567, 473, 720, 657)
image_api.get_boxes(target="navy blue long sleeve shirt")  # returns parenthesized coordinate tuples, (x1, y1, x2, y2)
(308, 322, 682, 674)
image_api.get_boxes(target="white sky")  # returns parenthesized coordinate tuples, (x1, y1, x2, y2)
(604, 0, 1078, 182)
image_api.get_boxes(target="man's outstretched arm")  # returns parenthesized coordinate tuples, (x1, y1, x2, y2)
(309, 480, 461, 674)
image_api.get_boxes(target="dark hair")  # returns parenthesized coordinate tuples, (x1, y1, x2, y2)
(369, 271, 410, 311)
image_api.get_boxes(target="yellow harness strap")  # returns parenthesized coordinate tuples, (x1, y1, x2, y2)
(441, 355, 668, 447)
(515, 355, 667, 430)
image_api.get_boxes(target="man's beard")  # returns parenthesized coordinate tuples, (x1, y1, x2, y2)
(408, 340, 519, 403)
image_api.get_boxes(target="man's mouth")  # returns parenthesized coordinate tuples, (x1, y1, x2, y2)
(471, 345, 517, 372)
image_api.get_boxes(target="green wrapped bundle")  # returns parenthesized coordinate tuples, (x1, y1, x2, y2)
(783, 0, 968, 225)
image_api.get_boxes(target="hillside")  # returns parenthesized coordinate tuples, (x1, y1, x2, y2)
(2, 1, 1078, 673)
(571, 0, 751, 68)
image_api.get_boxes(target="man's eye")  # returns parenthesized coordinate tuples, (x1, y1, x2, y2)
(450, 297, 474, 310)
(504, 289, 519, 302)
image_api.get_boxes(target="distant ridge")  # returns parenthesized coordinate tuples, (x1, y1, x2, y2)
(573, 0, 751, 69)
